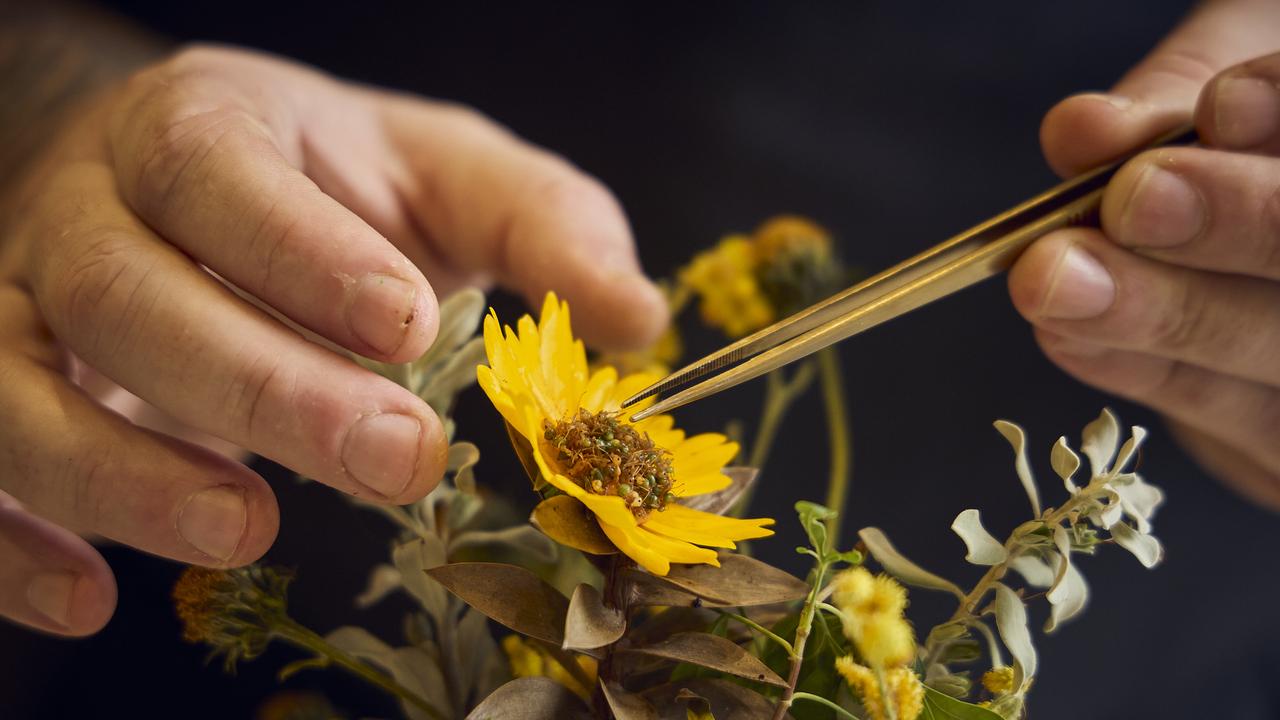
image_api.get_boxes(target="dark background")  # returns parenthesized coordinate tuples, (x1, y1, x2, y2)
(4, 2, 1279, 718)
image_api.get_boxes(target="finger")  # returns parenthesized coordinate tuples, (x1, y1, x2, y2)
(1166, 420, 1280, 511)
(1041, 0, 1280, 177)
(1033, 329, 1280, 475)
(23, 162, 447, 503)
(1008, 228, 1280, 387)
(0, 286, 276, 565)
(1100, 146, 1280, 279)
(1196, 50, 1280, 154)
(0, 491, 116, 636)
(381, 97, 667, 351)
(109, 48, 437, 363)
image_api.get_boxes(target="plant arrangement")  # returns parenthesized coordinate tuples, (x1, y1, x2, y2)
(173, 218, 1164, 720)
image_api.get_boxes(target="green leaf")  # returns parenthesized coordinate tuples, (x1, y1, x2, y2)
(795, 501, 836, 554)
(921, 687, 1005, 720)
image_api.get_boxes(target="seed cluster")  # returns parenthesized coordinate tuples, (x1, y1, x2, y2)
(543, 409, 676, 521)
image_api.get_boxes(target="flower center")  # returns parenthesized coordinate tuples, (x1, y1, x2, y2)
(543, 409, 675, 521)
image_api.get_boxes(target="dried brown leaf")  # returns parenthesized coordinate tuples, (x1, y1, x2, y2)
(601, 681, 660, 720)
(465, 677, 590, 720)
(675, 467, 758, 516)
(620, 632, 787, 688)
(563, 583, 626, 651)
(426, 562, 568, 645)
(642, 678, 783, 720)
(531, 495, 618, 555)
(625, 553, 808, 607)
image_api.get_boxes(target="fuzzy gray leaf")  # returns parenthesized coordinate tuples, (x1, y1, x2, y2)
(993, 420, 1041, 517)
(1050, 436, 1081, 494)
(951, 509, 1007, 566)
(1080, 409, 1120, 478)
(992, 583, 1037, 687)
(1110, 522, 1163, 569)
(859, 527, 966, 599)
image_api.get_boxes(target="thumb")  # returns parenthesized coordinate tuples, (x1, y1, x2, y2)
(1041, 0, 1280, 177)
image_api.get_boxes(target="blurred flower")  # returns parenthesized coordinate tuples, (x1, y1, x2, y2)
(477, 293, 774, 575)
(501, 635, 598, 701)
(835, 658, 924, 720)
(831, 567, 916, 668)
(595, 322, 684, 377)
(680, 235, 775, 338)
(752, 215, 843, 315)
(173, 565, 293, 671)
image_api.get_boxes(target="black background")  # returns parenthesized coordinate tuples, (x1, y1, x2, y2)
(3, 2, 1279, 718)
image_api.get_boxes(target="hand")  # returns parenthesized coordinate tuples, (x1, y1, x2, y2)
(0, 45, 665, 636)
(1009, 0, 1280, 510)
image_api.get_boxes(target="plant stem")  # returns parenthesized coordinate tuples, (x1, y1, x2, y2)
(818, 347, 852, 547)
(275, 620, 443, 720)
(771, 558, 832, 720)
(716, 610, 793, 654)
(735, 362, 816, 516)
(792, 692, 865, 720)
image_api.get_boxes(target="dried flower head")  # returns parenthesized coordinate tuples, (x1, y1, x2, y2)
(680, 235, 775, 338)
(477, 293, 775, 575)
(835, 657, 924, 720)
(831, 567, 916, 668)
(752, 215, 843, 315)
(173, 565, 292, 671)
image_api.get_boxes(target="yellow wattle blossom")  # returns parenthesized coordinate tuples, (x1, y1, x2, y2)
(477, 293, 775, 576)
(982, 666, 1016, 695)
(835, 658, 924, 720)
(831, 567, 916, 668)
(502, 635, 598, 701)
(679, 235, 775, 338)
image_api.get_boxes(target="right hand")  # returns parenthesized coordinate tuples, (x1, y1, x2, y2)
(0, 45, 666, 636)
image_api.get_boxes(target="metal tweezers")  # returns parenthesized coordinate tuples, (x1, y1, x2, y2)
(622, 125, 1197, 422)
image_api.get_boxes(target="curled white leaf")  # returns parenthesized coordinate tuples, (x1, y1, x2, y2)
(1050, 437, 1081, 494)
(1111, 426, 1148, 475)
(951, 510, 1008, 566)
(1080, 409, 1120, 478)
(394, 537, 449, 619)
(993, 583, 1037, 686)
(1111, 472, 1165, 534)
(993, 420, 1041, 517)
(1009, 552, 1056, 588)
(355, 564, 402, 608)
(1048, 525, 1072, 596)
(1044, 561, 1088, 633)
(1086, 488, 1124, 530)
(1111, 522, 1164, 569)
(858, 527, 966, 600)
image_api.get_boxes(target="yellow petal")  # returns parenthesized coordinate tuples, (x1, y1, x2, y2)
(579, 367, 618, 413)
(673, 471, 733, 497)
(599, 520, 670, 575)
(653, 504, 776, 538)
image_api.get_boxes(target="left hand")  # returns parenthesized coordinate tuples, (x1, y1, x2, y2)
(1008, 0, 1280, 509)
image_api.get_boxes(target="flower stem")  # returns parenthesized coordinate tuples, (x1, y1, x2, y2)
(735, 362, 816, 515)
(716, 610, 794, 654)
(275, 620, 443, 720)
(771, 556, 833, 720)
(818, 346, 852, 547)
(792, 691, 865, 720)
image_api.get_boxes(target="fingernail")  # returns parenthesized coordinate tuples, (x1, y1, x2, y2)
(27, 572, 76, 628)
(1214, 75, 1280, 148)
(1088, 92, 1133, 111)
(1119, 163, 1205, 248)
(177, 486, 247, 562)
(1041, 244, 1115, 320)
(341, 413, 421, 498)
(347, 274, 422, 356)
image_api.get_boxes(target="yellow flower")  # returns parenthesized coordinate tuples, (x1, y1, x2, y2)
(831, 567, 916, 668)
(477, 293, 775, 576)
(502, 635, 598, 701)
(835, 657, 924, 720)
(982, 666, 1016, 695)
(680, 235, 775, 338)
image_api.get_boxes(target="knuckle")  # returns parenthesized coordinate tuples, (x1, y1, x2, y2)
(226, 354, 298, 442)
(1142, 47, 1219, 89)
(52, 232, 159, 357)
(1149, 277, 1212, 353)
(130, 105, 252, 217)
(56, 442, 118, 531)
(1258, 181, 1280, 274)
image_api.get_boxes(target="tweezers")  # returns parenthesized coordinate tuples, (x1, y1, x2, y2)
(622, 124, 1197, 422)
